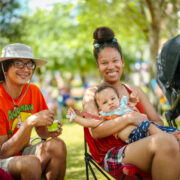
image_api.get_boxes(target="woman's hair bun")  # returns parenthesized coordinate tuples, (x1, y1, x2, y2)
(93, 27, 114, 43)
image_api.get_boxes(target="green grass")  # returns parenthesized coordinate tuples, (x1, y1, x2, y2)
(31, 122, 113, 180)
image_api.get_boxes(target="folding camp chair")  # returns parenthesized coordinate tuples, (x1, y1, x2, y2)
(70, 109, 151, 180)
(84, 128, 152, 180)
(157, 34, 180, 127)
(84, 135, 111, 180)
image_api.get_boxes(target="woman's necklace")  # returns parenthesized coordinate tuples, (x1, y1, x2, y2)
(3, 82, 30, 112)
(11, 83, 30, 112)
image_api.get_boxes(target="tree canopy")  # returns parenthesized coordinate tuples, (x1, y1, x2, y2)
(0, 0, 23, 48)
(0, 0, 179, 81)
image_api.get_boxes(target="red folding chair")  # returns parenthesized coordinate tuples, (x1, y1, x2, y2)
(84, 130, 152, 180)
(73, 109, 152, 180)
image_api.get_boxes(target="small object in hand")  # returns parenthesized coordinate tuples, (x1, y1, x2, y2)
(47, 120, 59, 132)
(70, 113, 74, 122)
(66, 112, 74, 122)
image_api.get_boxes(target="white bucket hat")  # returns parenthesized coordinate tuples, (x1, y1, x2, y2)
(0, 43, 47, 67)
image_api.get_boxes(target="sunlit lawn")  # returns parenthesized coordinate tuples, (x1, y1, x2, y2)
(31, 122, 112, 180)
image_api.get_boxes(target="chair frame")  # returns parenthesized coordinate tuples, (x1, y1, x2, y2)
(84, 135, 146, 180)
(84, 136, 111, 180)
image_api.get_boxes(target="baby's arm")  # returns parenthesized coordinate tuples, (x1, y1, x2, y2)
(66, 107, 104, 128)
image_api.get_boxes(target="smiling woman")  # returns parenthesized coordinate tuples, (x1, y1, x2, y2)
(82, 26, 180, 180)
(0, 43, 67, 180)
(3, 59, 34, 89)
(97, 48, 124, 85)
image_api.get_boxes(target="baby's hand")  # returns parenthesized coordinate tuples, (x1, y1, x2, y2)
(66, 107, 76, 122)
(130, 91, 139, 104)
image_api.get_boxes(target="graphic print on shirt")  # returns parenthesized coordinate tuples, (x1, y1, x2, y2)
(8, 104, 33, 138)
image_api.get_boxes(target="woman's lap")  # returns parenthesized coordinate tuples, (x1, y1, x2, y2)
(102, 135, 157, 173)
(122, 136, 154, 172)
(101, 132, 179, 174)
(122, 132, 179, 172)
(102, 145, 127, 172)
(101, 135, 157, 173)
(0, 142, 42, 173)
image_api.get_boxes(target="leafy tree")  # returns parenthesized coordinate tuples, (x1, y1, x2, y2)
(19, 3, 124, 83)
(3, 0, 178, 82)
(0, 0, 22, 49)
(76, 0, 180, 77)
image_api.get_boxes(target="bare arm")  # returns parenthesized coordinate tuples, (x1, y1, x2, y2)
(90, 113, 148, 139)
(73, 116, 104, 128)
(130, 85, 163, 126)
(0, 120, 33, 158)
(83, 87, 148, 139)
(67, 107, 104, 128)
(0, 110, 54, 158)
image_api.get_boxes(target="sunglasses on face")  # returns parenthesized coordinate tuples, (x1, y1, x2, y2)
(13, 61, 36, 70)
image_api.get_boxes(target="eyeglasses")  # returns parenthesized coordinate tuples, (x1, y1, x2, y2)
(13, 61, 36, 70)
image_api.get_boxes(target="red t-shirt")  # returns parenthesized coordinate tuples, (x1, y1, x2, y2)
(0, 83, 48, 154)
(84, 85, 145, 164)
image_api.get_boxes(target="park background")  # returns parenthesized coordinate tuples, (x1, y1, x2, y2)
(1, 0, 180, 179)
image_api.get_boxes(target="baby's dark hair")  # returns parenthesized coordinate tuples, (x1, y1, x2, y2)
(94, 83, 119, 109)
(93, 27, 123, 64)
(0, 60, 13, 82)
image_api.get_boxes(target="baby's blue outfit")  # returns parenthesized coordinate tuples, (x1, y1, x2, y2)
(99, 96, 179, 143)
(99, 96, 132, 116)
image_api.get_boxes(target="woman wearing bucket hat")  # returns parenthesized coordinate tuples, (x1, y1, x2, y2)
(0, 43, 66, 180)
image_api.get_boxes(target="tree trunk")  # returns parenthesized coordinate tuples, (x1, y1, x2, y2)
(146, 0, 162, 78)
(149, 25, 160, 78)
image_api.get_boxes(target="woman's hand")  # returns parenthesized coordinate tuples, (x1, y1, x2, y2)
(48, 121, 63, 137)
(35, 120, 63, 138)
(27, 109, 54, 127)
(126, 112, 148, 126)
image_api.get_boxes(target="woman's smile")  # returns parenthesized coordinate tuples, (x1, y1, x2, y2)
(98, 47, 124, 83)
(106, 71, 118, 77)
(17, 72, 30, 79)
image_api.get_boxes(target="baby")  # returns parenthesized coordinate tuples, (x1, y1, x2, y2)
(67, 84, 180, 143)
